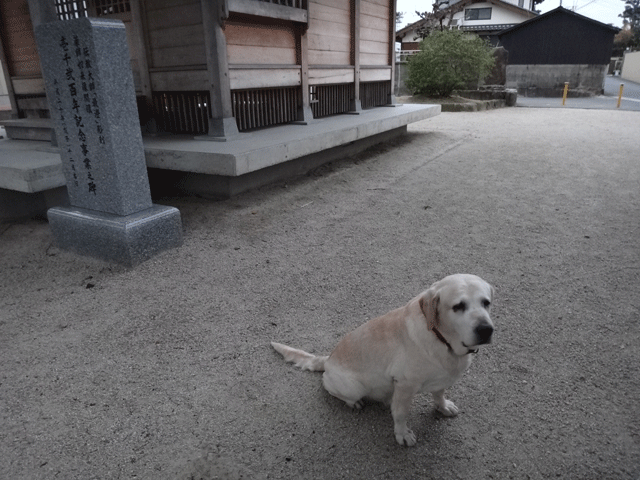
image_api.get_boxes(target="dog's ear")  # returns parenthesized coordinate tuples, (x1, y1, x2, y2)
(419, 288, 440, 329)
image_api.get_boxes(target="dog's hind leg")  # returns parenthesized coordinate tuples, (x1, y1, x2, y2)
(322, 367, 367, 409)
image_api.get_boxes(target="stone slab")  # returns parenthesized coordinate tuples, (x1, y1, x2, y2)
(149, 126, 409, 198)
(143, 104, 441, 176)
(1, 119, 53, 141)
(0, 187, 68, 222)
(35, 18, 152, 216)
(47, 204, 183, 266)
(0, 103, 440, 201)
(0, 143, 65, 193)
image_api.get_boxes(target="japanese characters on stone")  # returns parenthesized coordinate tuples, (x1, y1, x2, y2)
(55, 33, 107, 196)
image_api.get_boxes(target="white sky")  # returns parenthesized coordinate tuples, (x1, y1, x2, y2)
(396, 0, 625, 29)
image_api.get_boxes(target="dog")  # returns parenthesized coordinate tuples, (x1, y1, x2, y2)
(271, 273, 494, 446)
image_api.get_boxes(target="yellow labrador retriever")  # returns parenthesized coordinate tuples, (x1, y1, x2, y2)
(271, 274, 494, 446)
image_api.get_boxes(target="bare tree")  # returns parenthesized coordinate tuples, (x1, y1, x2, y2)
(414, 0, 471, 39)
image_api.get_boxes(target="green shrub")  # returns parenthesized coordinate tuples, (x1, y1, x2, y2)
(407, 29, 495, 97)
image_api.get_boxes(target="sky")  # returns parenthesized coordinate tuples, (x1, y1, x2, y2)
(396, 0, 626, 29)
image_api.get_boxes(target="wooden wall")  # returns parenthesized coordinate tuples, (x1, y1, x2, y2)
(225, 19, 300, 90)
(144, 0, 208, 91)
(499, 10, 617, 65)
(307, 0, 351, 66)
(145, 0, 206, 69)
(225, 21, 297, 65)
(0, 0, 41, 78)
(360, 0, 389, 66)
(0, 0, 395, 123)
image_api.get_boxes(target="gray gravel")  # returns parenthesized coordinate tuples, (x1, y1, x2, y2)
(1, 107, 639, 479)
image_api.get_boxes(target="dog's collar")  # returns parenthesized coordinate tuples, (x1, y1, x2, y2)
(431, 326, 453, 352)
(431, 327, 478, 356)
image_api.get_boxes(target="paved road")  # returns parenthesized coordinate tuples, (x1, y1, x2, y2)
(516, 75, 640, 111)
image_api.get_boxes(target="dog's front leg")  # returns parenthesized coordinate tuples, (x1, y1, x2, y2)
(391, 382, 419, 446)
(432, 389, 459, 416)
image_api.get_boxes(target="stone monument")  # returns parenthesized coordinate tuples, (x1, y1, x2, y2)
(35, 17, 182, 266)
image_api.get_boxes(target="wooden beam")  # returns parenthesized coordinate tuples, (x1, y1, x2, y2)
(0, 27, 18, 118)
(130, 0, 152, 98)
(351, 0, 362, 112)
(388, 0, 396, 103)
(27, 0, 57, 27)
(26, 0, 57, 144)
(130, 0, 155, 131)
(201, 0, 239, 139)
(227, 0, 308, 23)
(296, 25, 314, 123)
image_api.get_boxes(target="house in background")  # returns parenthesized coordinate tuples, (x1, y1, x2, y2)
(0, 0, 440, 214)
(396, 0, 538, 51)
(497, 7, 619, 96)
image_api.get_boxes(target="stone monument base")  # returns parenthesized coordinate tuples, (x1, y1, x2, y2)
(48, 204, 182, 266)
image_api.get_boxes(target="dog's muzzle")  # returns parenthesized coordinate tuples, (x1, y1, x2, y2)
(474, 321, 494, 345)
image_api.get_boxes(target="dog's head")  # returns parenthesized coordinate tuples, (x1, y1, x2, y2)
(420, 274, 494, 356)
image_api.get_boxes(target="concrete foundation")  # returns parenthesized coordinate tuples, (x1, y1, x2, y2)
(0, 141, 69, 220)
(149, 126, 408, 198)
(506, 64, 608, 97)
(1, 103, 440, 218)
(0, 187, 68, 221)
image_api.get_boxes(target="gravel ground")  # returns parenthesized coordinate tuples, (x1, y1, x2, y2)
(1, 107, 639, 479)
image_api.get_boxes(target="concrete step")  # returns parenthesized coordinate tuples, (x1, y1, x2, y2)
(0, 108, 12, 122)
(0, 118, 53, 141)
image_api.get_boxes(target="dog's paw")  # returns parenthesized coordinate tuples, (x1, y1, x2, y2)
(346, 399, 364, 410)
(395, 429, 417, 447)
(436, 399, 459, 417)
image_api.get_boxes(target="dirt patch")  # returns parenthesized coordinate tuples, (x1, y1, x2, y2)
(1, 108, 639, 479)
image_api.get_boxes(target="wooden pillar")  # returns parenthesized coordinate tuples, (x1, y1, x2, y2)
(27, 0, 58, 144)
(0, 29, 18, 119)
(388, 0, 396, 104)
(296, 25, 314, 123)
(201, 0, 239, 140)
(27, 0, 57, 27)
(129, 0, 155, 131)
(351, 0, 362, 112)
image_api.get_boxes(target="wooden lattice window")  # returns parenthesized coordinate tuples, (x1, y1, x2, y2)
(55, 0, 88, 20)
(95, 0, 131, 16)
(309, 84, 354, 119)
(153, 92, 211, 135)
(257, 0, 308, 9)
(231, 87, 300, 132)
(360, 81, 391, 109)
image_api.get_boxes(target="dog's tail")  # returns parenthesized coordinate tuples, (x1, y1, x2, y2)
(271, 342, 328, 372)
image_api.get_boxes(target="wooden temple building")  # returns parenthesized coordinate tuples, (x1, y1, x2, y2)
(0, 0, 439, 212)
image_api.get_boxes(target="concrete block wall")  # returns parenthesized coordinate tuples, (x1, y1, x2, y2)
(506, 64, 607, 97)
(621, 51, 640, 84)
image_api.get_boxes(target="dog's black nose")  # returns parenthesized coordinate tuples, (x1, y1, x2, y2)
(475, 322, 494, 345)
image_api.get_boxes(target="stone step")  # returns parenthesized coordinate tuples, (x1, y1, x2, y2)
(0, 108, 12, 122)
(0, 118, 53, 141)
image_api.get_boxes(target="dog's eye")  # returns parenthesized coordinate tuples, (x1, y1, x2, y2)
(452, 302, 466, 313)
(482, 299, 491, 308)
